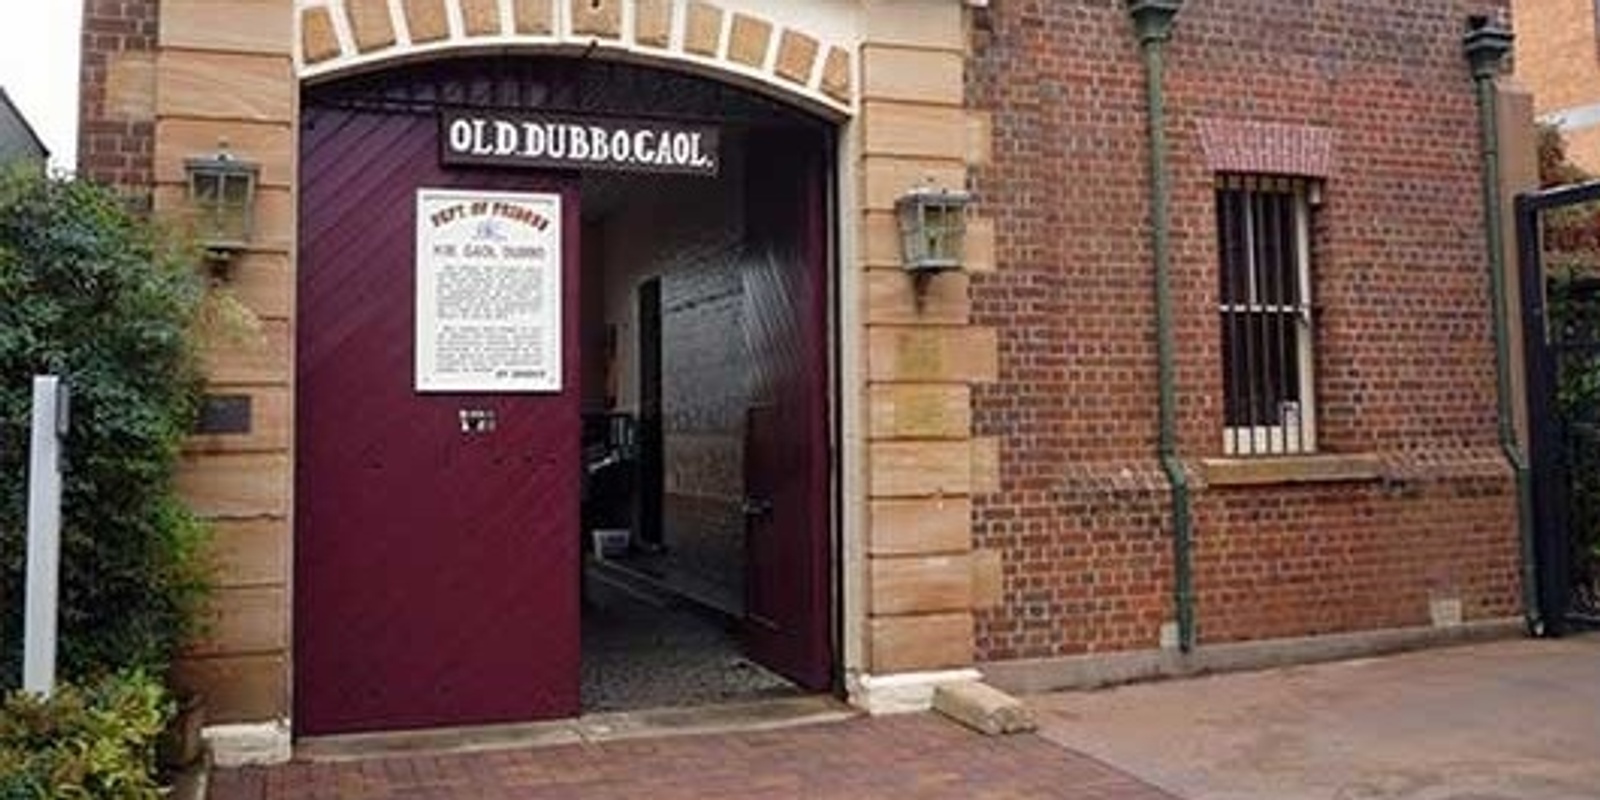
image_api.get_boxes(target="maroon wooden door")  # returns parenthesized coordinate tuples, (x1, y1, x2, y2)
(295, 105, 581, 735)
(741, 131, 832, 690)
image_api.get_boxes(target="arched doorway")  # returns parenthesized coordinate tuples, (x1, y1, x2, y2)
(293, 56, 836, 735)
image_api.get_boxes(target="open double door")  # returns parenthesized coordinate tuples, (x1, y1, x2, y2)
(294, 101, 830, 735)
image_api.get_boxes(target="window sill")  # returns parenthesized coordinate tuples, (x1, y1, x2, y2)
(1201, 453, 1385, 487)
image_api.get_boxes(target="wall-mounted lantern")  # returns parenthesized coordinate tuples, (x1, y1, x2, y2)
(896, 185, 972, 275)
(185, 142, 259, 276)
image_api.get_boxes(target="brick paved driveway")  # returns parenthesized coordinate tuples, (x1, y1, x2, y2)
(209, 714, 1179, 799)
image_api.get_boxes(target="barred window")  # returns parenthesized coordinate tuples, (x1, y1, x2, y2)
(1216, 175, 1317, 455)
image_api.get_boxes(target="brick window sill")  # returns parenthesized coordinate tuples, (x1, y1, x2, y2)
(1200, 453, 1384, 487)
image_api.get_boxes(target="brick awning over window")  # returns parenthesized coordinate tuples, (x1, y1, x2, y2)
(1199, 119, 1336, 179)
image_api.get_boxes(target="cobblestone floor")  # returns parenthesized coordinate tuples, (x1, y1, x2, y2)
(209, 714, 1181, 800)
(580, 565, 798, 711)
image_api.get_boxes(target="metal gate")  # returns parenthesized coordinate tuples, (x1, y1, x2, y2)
(1516, 180, 1600, 633)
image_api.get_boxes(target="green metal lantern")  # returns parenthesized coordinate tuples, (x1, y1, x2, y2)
(896, 185, 972, 274)
(185, 145, 259, 265)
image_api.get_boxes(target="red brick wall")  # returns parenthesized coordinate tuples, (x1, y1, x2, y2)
(78, 0, 159, 197)
(968, 0, 1520, 660)
(1196, 461, 1520, 642)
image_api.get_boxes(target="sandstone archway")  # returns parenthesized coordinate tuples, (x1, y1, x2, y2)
(296, 0, 857, 117)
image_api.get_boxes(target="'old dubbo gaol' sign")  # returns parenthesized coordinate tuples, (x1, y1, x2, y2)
(441, 110, 720, 176)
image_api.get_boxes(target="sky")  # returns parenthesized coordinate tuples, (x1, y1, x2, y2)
(0, 5, 82, 172)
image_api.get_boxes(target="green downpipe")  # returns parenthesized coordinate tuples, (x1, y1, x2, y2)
(1464, 18, 1542, 634)
(1129, 0, 1194, 653)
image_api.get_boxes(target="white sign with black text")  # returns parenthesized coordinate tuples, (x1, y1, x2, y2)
(440, 109, 721, 176)
(415, 188, 562, 393)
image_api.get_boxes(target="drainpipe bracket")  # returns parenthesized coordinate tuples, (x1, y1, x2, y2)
(1127, 0, 1183, 44)
(1463, 15, 1513, 80)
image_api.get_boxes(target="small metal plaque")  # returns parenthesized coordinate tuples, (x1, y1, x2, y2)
(196, 394, 252, 435)
(459, 408, 498, 434)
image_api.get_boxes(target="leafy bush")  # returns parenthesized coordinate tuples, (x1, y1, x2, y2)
(0, 170, 209, 687)
(0, 671, 173, 799)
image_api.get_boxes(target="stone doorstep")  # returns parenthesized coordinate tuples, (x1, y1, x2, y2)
(205, 721, 292, 768)
(849, 668, 986, 715)
(932, 680, 1038, 736)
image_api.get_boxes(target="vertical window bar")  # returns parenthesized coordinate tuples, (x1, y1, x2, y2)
(1218, 187, 1236, 454)
(1261, 185, 1275, 453)
(1243, 187, 1260, 453)
(1280, 186, 1296, 453)
(1273, 185, 1286, 451)
(1296, 186, 1313, 454)
(1254, 187, 1270, 452)
(1257, 186, 1271, 452)
(1288, 185, 1302, 452)
(1230, 187, 1246, 455)
(1235, 188, 1246, 455)
(1250, 185, 1265, 454)
(1261, 186, 1278, 453)
(1265, 187, 1281, 454)
(1236, 186, 1248, 451)
(1287, 186, 1299, 449)
(1286, 184, 1299, 454)
(1240, 187, 1251, 454)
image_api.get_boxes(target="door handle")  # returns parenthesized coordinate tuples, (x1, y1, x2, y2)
(742, 496, 774, 519)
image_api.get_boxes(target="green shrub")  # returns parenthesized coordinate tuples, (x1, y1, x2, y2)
(0, 170, 209, 687)
(0, 671, 174, 799)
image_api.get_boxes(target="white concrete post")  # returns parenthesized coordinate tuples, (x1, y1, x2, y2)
(23, 375, 68, 696)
